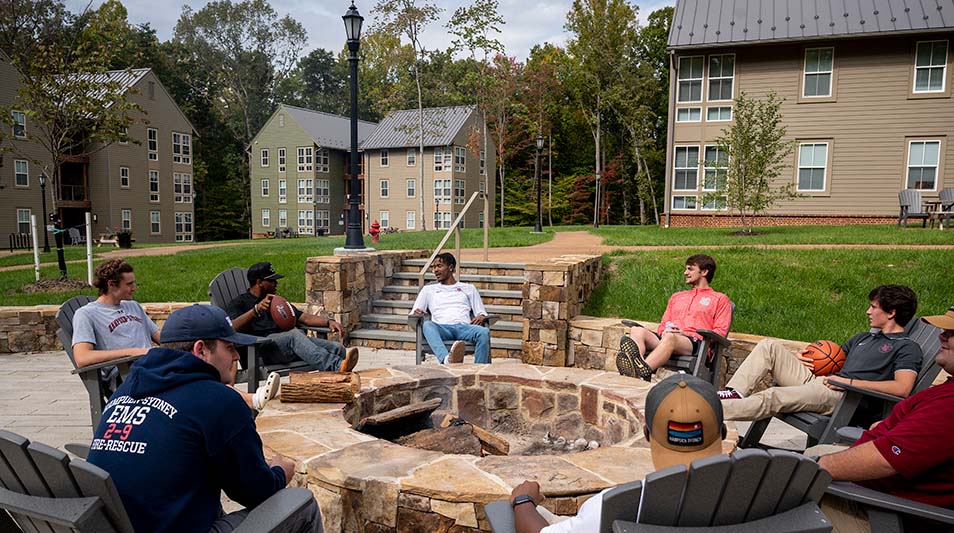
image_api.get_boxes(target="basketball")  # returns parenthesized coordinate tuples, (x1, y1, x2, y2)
(269, 295, 297, 331)
(804, 340, 847, 376)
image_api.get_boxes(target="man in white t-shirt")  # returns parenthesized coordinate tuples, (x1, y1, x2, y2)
(411, 253, 491, 364)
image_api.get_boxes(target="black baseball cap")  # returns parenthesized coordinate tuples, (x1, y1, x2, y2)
(160, 304, 260, 346)
(247, 262, 284, 284)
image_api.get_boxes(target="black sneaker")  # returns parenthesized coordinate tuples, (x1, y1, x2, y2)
(616, 350, 638, 378)
(620, 336, 653, 382)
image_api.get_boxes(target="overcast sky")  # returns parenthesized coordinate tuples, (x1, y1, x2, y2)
(65, 0, 673, 60)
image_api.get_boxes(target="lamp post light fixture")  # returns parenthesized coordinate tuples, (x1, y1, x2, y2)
(38, 170, 50, 252)
(435, 197, 440, 230)
(534, 134, 544, 233)
(342, 2, 368, 250)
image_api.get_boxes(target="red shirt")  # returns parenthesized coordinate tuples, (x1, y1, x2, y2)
(856, 378, 954, 509)
(656, 288, 732, 340)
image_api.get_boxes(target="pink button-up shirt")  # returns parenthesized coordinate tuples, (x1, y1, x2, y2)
(656, 288, 732, 340)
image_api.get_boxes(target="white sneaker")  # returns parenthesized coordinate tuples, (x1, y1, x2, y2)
(447, 341, 466, 364)
(253, 372, 281, 412)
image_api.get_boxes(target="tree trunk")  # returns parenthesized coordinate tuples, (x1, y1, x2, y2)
(415, 60, 426, 231)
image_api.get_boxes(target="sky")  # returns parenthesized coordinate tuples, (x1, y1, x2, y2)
(65, 0, 674, 60)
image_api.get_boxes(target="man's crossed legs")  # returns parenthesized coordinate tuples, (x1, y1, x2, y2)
(264, 329, 358, 372)
(618, 325, 698, 381)
(422, 321, 491, 364)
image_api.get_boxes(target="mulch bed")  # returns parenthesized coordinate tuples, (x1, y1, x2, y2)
(21, 279, 90, 294)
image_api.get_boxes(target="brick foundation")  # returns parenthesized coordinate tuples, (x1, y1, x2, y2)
(667, 214, 896, 228)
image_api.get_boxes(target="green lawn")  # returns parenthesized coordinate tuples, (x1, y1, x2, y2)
(592, 224, 954, 246)
(0, 246, 97, 268)
(585, 248, 950, 343)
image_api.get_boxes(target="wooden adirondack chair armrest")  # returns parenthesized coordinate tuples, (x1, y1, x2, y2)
(483, 314, 500, 327)
(408, 313, 426, 329)
(233, 487, 317, 533)
(71, 354, 146, 375)
(483, 499, 516, 533)
(695, 328, 731, 349)
(621, 319, 644, 329)
(65, 443, 91, 459)
(612, 501, 830, 532)
(829, 380, 905, 404)
(827, 481, 954, 524)
(0, 487, 104, 526)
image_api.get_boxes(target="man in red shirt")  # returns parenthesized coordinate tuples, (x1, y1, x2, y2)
(617, 254, 732, 381)
(818, 306, 954, 530)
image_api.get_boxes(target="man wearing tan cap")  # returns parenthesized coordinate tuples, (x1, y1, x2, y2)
(508, 374, 727, 533)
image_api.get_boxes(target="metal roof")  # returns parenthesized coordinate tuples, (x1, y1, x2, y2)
(55, 68, 150, 103)
(360, 105, 476, 150)
(669, 0, 954, 50)
(281, 104, 377, 150)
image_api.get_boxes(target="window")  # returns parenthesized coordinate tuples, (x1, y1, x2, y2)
(676, 108, 702, 122)
(906, 140, 940, 190)
(454, 179, 465, 204)
(914, 41, 948, 93)
(150, 211, 161, 234)
(261, 179, 270, 197)
(434, 179, 451, 203)
(174, 173, 192, 203)
(279, 179, 287, 203)
(297, 179, 313, 203)
(149, 170, 160, 202)
(456, 212, 464, 229)
(380, 210, 390, 228)
(15, 160, 28, 187)
(278, 148, 287, 172)
(677, 56, 704, 103)
(17, 209, 30, 234)
(434, 146, 452, 171)
(172, 132, 191, 164)
(479, 211, 485, 228)
(147, 128, 158, 160)
(116, 166, 129, 188)
(11, 110, 25, 138)
(480, 150, 486, 175)
(702, 197, 727, 211)
(433, 211, 451, 229)
(121, 209, 132, 231)
(279, 114, 285, 127)
(407, 148, 416, 166)
(672, 196, 697, 210)
(261, 148, 269, 167)
(406, 210, 415, 229)
(703, 147, 728, 191)
(406, 178, 416, 197)
(454, 146, 466, 172)
(297, 210, 313, 234)
(316, 148, 329, 173)
(380, 149, 389, 167)
(673, 146, 699, 190)
(297, 146, 313, 172)
(803, 48, 834, 97)
(706, 106, 732, 121)
(316, 179, 330, 203)
(175, 212, 193, 242)
(119, 127, 128, 145)
(708, 55, 734, 101)
(262, 208, 271, 227)
(316, 209, 329, 229)
(278, 209, 287, 227)
(479, 179, 485, 194)
(380, 179, 389, 198)
(797, 143, 829, 192)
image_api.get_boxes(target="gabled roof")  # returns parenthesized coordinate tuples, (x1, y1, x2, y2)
(360, 105, 476, 150)
(280, 104, 377, 150)
(669, 0, 954, 50)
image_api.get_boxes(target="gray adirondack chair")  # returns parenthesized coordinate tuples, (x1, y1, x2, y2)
(409, 312, 499, 365)
(934, 187, 954, 230)
(621, 302, 735, 386)
(740, 318, 943, 450)
(68, 227, 86, 245)
(0, 430, 316, 532)
(826, 481, 954, 533)
(56, 295, 147, 427)
(485, 449, 832, 533)
(209, 267, 329, 392)
(898, 189, 931, 228)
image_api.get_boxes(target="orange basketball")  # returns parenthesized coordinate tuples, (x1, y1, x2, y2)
(269, 295, 297, 331)
(804, 340, 847, 376)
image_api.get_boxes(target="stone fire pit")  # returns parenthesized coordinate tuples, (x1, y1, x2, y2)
(257, 362, 736, 532)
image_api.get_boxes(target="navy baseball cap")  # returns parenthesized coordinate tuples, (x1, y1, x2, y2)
(247, 262, 284, 283)
(160, 304, 260, 346)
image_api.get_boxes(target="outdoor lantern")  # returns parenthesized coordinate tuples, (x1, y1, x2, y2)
(38, 172, 46, 188)
(343, 2, 363, 42)
(536, 135, 545, 151)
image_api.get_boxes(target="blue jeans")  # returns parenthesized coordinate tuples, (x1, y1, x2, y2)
(422, 321, 491, 364)
(264, 329, 344, 371)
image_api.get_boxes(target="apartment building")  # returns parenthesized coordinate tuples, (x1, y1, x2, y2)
(666, 0, 954, 226)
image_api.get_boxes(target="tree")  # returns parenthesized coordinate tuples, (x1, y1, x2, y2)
(275, 48, 349, 115)
(711, 91, 798, 233)
(484, 54, 529, 225)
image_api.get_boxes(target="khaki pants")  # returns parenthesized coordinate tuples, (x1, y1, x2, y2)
(723, 339, 844, 421)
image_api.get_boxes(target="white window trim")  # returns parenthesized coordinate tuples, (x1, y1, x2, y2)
(120, 166, 130, 188)
(121, 209, 132, 231)
(479, 150, 486, 175)
(796, 142, 829, 192)
(706, 106, 732, 122)
(672, 145, 700, 192)
(278, 208, 288, 227)
(905, 139, 941, 192)
(407, 148, 416, 166)
(913, 40, 948, 94)
(316, 148, 329, 173)
(11, 110, 26, 138)
(16, 208, 31, 233)
(174, 173, 193, 203)
(262, 208, 271, 227)
(147, 128, 158, 161)
(261, 179, 270, 197)
(406, 210, 416, 229)
(279, 179, 287, 204)
(454, 146, 466, 172)
(701, 145, 727, 192)
(150, 211, 161, 235)
(174, 212, 193, 242)
(706, 54, 735, 102)
(149, 170, 160, 203)
(316, 209, 330, 229)
(700, 197, 728, 211)
(380, 149, 389, 167)
(671, 195, 698, 211)
(261, 148, 269, 167)
(278, 147, 287, 173)
(172, 132, 192, 165)
(380, 179, 389, 198)
(676, 56, 704, 103)
(380, 210, 390, 228)
(676, 107, 702, 123)
(803, 47, 834, 98)
(14, 159, 29, 187)
(316, 179, 330, 204)
(406, 178, 416, 198)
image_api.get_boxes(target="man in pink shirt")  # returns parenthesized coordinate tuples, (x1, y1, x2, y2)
(618, 254, 732, 381)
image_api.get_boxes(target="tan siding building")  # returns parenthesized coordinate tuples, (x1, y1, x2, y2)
(666, 0, 954, 226)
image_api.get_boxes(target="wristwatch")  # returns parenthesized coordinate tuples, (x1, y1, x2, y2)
(511, 494, 536, 508)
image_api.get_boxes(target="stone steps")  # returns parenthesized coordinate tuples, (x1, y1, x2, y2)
(358, 313, 523, 338)
(388, 272, 526, 290)
(349, 328, 523, 358)
(370, 299, 523, 321)
(378, 285, 523, 306)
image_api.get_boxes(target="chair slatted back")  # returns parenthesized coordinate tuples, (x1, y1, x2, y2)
(599, 480, 642, 533)
(906, 319, 943, 393)
(70, 461, 134, 532)
(939, 188, 954, 210)
(747, 450, 799, 520)
(675, 454, 732, 527)
(209, 267, 249, 309)
(710, 449, 771, 526)
(899, 189, 923, 211)
(637, 464, 688, 526)
(0, 431, 54, 533)
(26, 443, 80, 499)
(55, 295, 96, 368)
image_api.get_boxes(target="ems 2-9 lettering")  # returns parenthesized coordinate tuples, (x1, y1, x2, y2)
(90, 405, 151, 455)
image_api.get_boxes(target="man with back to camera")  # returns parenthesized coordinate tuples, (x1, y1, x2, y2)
(411, 252, 491, 364)
(86, 304, 323, 532)
(719, 285, 922, 421)
(617, 254, 732, 381)
(226, 261, 358, 372)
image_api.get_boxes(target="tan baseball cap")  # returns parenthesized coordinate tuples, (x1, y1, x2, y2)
(645, 374, 725, 470)
(923, 306, 954, 331)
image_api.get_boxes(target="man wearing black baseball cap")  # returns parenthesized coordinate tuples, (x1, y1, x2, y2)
(226, 261, 358, 373)
(87, 305, 323, 532)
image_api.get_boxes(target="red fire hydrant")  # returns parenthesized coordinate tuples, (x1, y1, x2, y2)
(369, 220, 381, 243)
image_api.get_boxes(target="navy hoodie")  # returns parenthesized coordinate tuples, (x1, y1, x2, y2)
(87, 347, 286, 532)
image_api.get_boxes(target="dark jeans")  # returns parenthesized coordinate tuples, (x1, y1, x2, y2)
(210, 497, 323, 533)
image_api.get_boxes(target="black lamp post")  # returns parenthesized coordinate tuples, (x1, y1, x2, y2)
(534, 134, 544, 233)
(38, 171, 50, 252)
(343, 2, 366, 249)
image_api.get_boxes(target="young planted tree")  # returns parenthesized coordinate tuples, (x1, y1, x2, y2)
(711, 91, 797, 233)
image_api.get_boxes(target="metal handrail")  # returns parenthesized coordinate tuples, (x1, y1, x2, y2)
(418, 191, 487, 287)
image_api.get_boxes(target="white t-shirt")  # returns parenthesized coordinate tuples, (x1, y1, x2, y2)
(72, 300, 158, 352)
(410, 281, 487, 325)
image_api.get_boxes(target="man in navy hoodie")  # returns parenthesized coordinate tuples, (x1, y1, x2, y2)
(87, 304, 322, 532)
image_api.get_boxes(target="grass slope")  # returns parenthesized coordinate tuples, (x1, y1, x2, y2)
(592, 224, 954, 246)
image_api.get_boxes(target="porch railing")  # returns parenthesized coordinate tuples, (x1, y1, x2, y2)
(417, 191, 488, 287)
